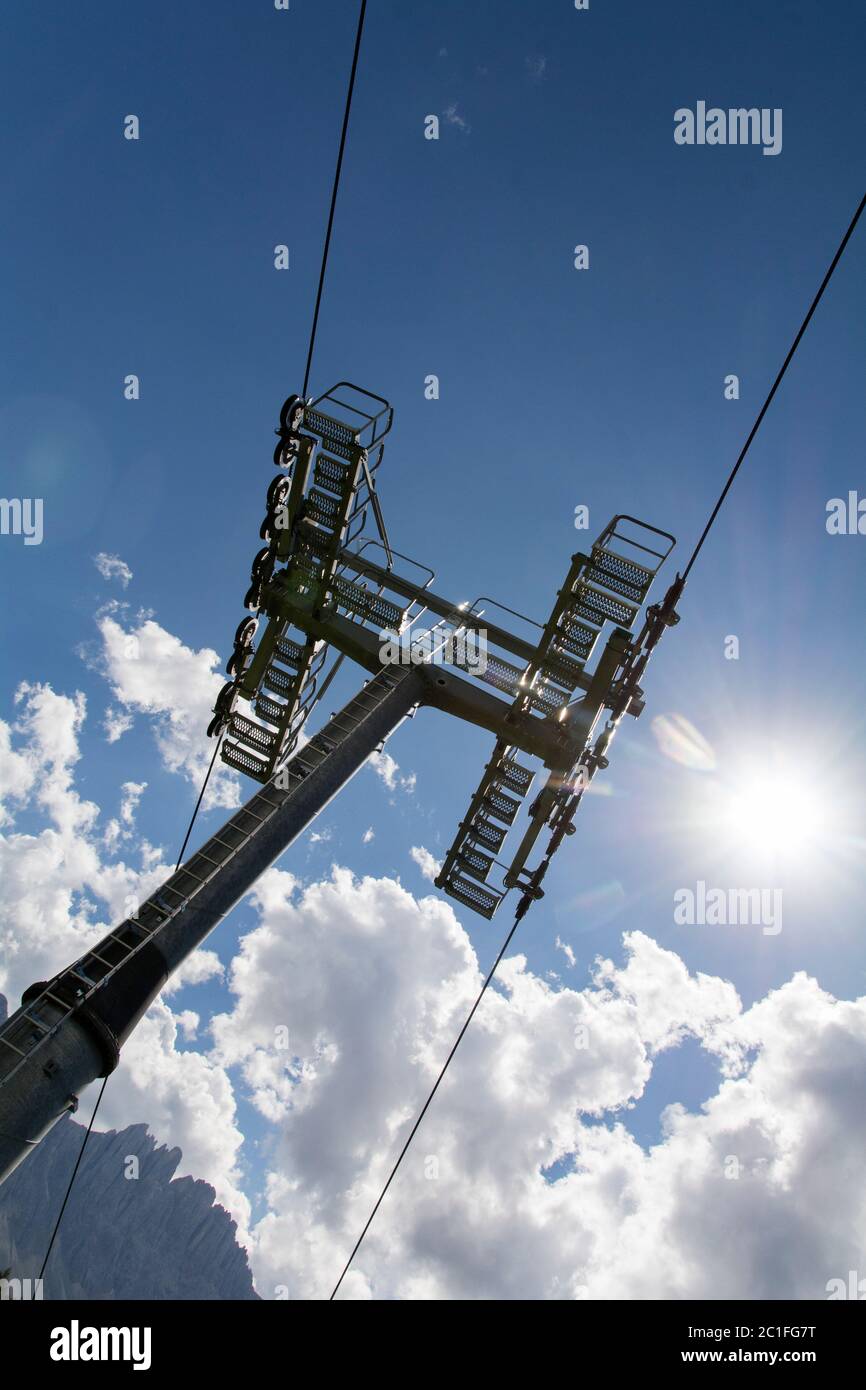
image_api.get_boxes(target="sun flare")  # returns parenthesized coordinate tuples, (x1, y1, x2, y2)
(719, 771, 825, 855)
(697, 757, 838, 863)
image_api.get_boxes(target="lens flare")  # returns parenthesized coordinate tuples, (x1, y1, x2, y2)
(715, 768, 828, 857)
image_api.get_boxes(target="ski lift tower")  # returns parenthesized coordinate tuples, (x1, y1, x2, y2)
(0, 384, 681, 1185)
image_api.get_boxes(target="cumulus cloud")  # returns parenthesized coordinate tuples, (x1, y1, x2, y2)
(96, 613, 240, 808)
(162, 948, 224, 996)
(0, 681, 245, 1221)
(368, 749, 415, 795)
(410, 845, 440, 882)
(96, 1001, 248, 1228)
(0, 717, 36, 827)
(0, 683, 165, 1001)
(103, 780, 147, 849)
(4, 634, 865, 1303)
(200, 864, 866, 1301)
(176, 1009, 200, 1041)
(103, 706, 133, 743)
(94, 553, 133, 588)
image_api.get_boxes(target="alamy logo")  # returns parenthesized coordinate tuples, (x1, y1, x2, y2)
(674, 102, 782, 156)
(826, 1270, 866, 1300)
(826, 492, 866, 535)
(50, 1320, 151, 1371)
(0, 497, 43, 545)
(674, 880, 782, 936)
(0, 1276, 43, 1300)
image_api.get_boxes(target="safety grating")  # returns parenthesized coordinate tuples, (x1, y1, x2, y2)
(571, 582, 638, 630)
(484, 787, 522, 826)
(263, 665, 298, 698)
(332, 575, 403, 630)
(497, 759, 535, 796)
(440, 872, 501, 920)
(275, 638, 307, 669)
(478, 653, 523, 699)
(589, 545, 655, 604)
(254, 693, 289, 727)
(470, 817, 508, 854)
(458, 845, 495, 883)
(313, 455, 352, 494)
(229, 713, 279, 755)
(222, 741, 270, 781)
(305, 488, 343, 528)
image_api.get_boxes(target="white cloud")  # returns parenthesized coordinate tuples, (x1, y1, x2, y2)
(103, 780, 147, 849)
(0, 681, 245, 1223)
(0, 718, 36, 827)
(162, 948, 224, 996)
(94, 553, 133, 588)
(0, 682, 153, 1001)
(368, 749, 415, 795)
(120, 780, 146, 825)
(555, 935, 576, 968)
(202, 864, 866, 1301)
(97, 1001, 248, 1229)
(410, 845, 440, 882)
(103, 706, 133, 743)
(207, 868, 731, 1297)
(176, 1009, 200, 1041)
(4, 635, 866, 1303)
(443, 103, 470, 134)
(96, 614, 240, 809)
(362, 827, 375, 845)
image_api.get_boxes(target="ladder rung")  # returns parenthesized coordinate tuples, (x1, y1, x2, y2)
(125, 918, 153, 937)
(154, 887, 182, 903)
(193, 850, 222, 869)
(22, 1011, 52, 1033)
(107, 933, 134, 954)
(84, 950, 115, 970)
(0, 1036, 26, 1058)
(210, 834, 239, 853)
(43, 989, 76, 1011)
(175, 867, 208, 885)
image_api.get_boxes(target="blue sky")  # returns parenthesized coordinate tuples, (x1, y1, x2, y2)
(1, 1, 865, 1294)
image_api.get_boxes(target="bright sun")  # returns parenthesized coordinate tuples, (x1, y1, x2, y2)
(692, 756, 839, 865)
(719, 771, 826, 856)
